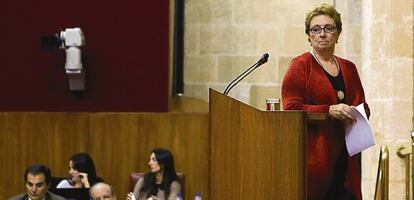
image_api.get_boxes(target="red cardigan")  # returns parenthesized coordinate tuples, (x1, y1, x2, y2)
(282, 52, 370, 200)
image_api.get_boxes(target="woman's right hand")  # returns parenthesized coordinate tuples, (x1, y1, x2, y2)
(329, 103, 356, 122)
(127, 192, 137, 200)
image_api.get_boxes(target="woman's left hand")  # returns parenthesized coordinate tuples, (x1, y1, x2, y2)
(329, 103, 356, 122)
(79, 172, 90, 188)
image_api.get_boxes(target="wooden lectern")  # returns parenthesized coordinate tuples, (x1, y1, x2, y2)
(209, 89, 307, 199)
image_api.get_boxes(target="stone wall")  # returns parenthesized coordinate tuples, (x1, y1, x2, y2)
(183, 0, 414, 199)
(360, 0, 414, 199)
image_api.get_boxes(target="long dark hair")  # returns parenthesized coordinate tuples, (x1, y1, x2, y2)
(140, 148, 178, 198)
(70, 153, 102, 185)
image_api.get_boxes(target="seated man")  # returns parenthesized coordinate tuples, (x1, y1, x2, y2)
(9, 164, 65, 200)
(90, 182, 117, 200)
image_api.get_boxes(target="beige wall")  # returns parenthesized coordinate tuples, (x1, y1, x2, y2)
(360, 0, 414, 199)
(183, 0, 414, 199)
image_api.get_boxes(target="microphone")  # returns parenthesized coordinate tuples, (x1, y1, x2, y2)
(223, 53, 269, 95)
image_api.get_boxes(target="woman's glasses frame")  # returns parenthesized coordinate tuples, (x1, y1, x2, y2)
(309, 25, 337, 34)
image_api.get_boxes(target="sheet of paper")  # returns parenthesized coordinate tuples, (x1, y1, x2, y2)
(344, 103, 375, 156)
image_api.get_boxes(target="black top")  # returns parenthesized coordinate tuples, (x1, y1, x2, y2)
(310, 51, 346, 103)
(323, 67, 346, 103)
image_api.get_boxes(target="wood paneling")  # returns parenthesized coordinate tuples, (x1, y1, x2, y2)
(88, 113, 210, 199)
(2, 112, 209, 200)
(0, 112, 89, 199)
(3, 92, 311, 199)
(210, 89, 306, 199)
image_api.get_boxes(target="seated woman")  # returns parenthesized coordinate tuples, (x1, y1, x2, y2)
(57, 152, 103, 188)
(127, 148, 182, 200)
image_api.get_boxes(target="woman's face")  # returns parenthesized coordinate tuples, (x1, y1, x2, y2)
(148, 153, 161, 173)
(69, 160, 81, 183)
(309, 15, 339, 52)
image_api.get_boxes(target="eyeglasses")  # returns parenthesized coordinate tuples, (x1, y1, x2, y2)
(309, 25, 337, 34)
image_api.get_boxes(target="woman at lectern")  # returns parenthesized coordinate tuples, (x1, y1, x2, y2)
(56, 153, 103, 188)
(127, 148, 182, 200)
(281, 4, 370, 200)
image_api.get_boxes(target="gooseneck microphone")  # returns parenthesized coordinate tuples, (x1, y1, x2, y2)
(223, 53, 269, 95)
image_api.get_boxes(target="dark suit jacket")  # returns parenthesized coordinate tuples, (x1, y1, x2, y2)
(9, 191, 66, 200)
(282, 52, 370, 200)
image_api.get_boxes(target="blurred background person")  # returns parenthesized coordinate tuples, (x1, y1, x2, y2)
(90, 182, 117, 200)
(281, 4, 370, 200)
(9, 164, 65, 200)
(127, 148, 181, 200)
(57, 152, 103, 188)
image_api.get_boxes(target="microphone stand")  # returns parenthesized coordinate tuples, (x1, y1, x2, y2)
(223, 53, 269, 95)
(223, 62, 260, 95)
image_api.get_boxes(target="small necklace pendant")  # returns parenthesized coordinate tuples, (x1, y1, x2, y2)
(337, 90, 345, 101)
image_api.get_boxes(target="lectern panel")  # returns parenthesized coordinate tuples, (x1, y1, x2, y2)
(210, 89, 306, 200)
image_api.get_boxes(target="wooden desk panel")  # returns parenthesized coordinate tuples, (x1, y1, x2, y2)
(1, 112, 209, 200)
(0, 112, 89, 199)
(210, 89, 306, 200)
